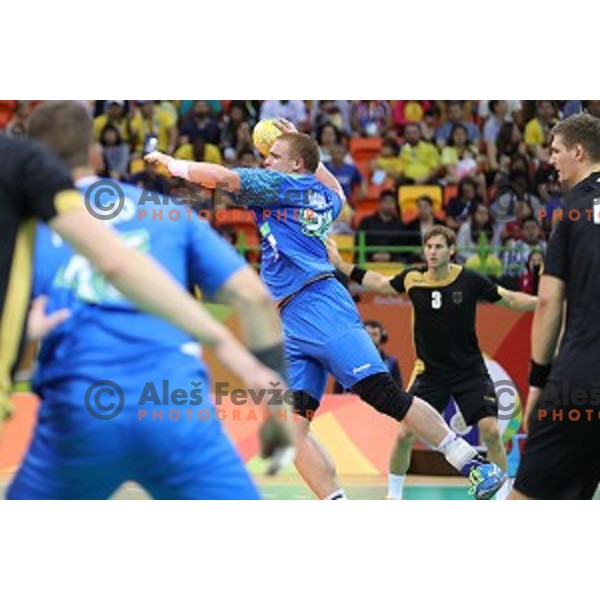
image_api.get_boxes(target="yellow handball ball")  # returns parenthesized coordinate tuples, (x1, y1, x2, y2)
(252, 119, 282, 157)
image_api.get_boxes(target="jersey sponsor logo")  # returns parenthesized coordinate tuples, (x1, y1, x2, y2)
(54, 230, 150, 303)
(594, 198, 600, 225)
(299, 208, 332, 239)
(352, 363, 372, 375)
(306, 189, 328, 209)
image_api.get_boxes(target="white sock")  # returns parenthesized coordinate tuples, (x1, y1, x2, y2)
(387, 474, 406, 499)
(324, 489, 346, 500)
(436, 432, 477, 471)
(495, 478, 512, 500)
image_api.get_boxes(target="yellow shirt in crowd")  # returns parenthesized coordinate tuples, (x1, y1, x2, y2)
(399, 141, 440, 181)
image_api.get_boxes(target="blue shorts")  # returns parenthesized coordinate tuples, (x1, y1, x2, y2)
(282, 278, 387, 402)
(7, 377, 260, 500)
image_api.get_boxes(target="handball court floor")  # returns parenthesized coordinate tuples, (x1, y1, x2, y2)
(3, 473, 598, 499)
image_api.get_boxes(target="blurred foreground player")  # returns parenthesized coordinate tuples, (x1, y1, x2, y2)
(7, 101, 292, 499)
(511, 113, 600, 499)
(0, 114, 283, 447)
(146, 118, 507, 500)
(328, 226, 536, 499)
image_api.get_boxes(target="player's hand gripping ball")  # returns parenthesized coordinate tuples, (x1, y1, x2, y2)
(252, 119, 282, 157)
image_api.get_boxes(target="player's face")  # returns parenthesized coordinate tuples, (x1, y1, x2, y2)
(265, 139, 298, 173)
(424, 235, 452, 269)
(549, 135, 581, 188)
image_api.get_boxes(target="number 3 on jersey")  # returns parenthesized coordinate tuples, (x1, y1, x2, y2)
(431, 290, 442, 309)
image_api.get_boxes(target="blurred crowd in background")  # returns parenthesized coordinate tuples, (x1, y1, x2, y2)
(3, 100, 599, 294)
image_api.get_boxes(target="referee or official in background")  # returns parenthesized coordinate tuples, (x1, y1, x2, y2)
(511, 113, 600, 500)
(0, 126, 286, 438)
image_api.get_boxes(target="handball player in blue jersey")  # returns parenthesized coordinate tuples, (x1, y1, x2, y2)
(7, 102, 292, 500)
(146, 117, 506, 500)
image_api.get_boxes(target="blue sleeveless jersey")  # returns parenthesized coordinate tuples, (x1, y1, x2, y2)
(234, 169, 343, 300)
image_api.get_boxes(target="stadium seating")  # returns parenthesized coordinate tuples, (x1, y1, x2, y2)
(398, 185, 444, 223)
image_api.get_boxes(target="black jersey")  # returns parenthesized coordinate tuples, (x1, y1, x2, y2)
(0, 135, 81, 403)
(543, 171, 600, 384)
(390, 264, 502, 376)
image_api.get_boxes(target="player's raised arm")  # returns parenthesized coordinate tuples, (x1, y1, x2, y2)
(496, 287, 538, 311)
(145, 150, 241, 192)
(325, 237, 399, 295)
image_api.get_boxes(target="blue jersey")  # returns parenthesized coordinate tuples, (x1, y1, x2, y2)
(32, 178, 246, 396)
(234, 169, 343, 300)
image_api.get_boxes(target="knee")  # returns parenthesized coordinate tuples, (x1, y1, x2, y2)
(396, 424, 416, 446)
(352, 373, 412, 421)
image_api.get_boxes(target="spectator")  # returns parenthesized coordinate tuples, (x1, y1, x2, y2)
(371, 138, 403, 182)
(392, 101, 432, 129)
(445, 177, 483, 232)
(99, 124, 130, 180)
(317, 123, 343, 163)
(496, 121, 528, 172)
(435, 101, 480, 147)
(534, 167, 563, 235)
(236, 148, 259, 169)
(561, 100, 583, 118)
(312, 100, 351, 134)
(519, 249, 544, 295)
(357, 190, 407, 262)
(5, 100, 31, 137)
(441, 123, 482, 184)
(178, 100, 221, 146)
(403, 195, 445, 255)
(484, 101, 512, 171)
(175, 136, 222, 164)
(324, 144, 366, 202)
(499, 195, 537, 242)
(333, 320, 402, 392)
(260, 100, 308, 129)
(583, 100, 600, 118)
(93, 101, 131, 144)
(330, 203, 355, 235)
(398, 123, 441, 184)
(478, 100, 522, 124)
(223, 121, 254, 163)
(351, 100, 392, 136)
(483, 101, 509, 145)
(456, 201, 501, 263)
(501, 216, 546, 289)
(130, 101, 177, 154)
(524, 100, 558, 162)
(220, 101, 250, 150)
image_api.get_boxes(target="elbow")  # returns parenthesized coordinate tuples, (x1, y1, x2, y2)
(94, 254, 126, 282)
(232, 282, 275, 311)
